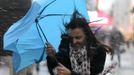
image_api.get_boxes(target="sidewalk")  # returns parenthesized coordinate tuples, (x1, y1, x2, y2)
(114, 44, 134, 75)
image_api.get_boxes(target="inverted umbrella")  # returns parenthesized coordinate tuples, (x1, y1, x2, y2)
(3, 0, 89, 72)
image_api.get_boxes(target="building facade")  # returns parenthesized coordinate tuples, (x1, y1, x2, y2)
(0, 0, 31, 55)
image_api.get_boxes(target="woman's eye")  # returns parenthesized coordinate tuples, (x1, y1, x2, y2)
(75, 36, 81, 39)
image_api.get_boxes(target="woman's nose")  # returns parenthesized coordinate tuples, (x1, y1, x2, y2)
(73, 39, 77, 44)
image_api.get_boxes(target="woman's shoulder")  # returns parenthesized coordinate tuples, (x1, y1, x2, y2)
(96, 45, 107, 55)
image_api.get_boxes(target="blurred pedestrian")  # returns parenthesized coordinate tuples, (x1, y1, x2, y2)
(108, 26, 125, 67)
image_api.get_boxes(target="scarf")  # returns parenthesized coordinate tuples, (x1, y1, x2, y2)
(70, 46, 90, 75)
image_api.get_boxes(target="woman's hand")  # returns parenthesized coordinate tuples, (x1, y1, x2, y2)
(57, 63, 71, 75)
(46, 43, 56, 57)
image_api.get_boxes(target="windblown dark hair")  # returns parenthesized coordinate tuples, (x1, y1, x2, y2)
(59, 11, 112, 60)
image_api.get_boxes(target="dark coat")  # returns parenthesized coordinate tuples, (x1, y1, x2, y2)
(46, 46, 106, 75)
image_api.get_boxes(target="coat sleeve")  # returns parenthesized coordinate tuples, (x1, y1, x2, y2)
(90, 47, 106, 75)
(46, 50, 82, 75)
(46, 56, 59, 75)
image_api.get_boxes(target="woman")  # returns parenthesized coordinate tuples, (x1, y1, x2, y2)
(46, 11, 112, 75)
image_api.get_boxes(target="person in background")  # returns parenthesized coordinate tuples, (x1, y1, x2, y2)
(108, 26, 125, 67)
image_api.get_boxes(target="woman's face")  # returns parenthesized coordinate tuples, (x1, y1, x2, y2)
(68, 28, 87, 49)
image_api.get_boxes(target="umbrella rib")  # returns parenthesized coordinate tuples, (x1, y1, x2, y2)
(38, 0, 56, 17)
(39, 14, 71, 20)
(34, 21, 46, 63)
(35, 19, 49, 43)
(93, 26, 102, 34)
(35, 20, 45, 43)
(37, 23, 48, 43)
(34, 47, 45, 63)
(35, 21, 59, 64)
(89, 19, 103, 23)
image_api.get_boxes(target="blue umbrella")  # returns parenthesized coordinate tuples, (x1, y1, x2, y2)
(3, 0, 89, 72)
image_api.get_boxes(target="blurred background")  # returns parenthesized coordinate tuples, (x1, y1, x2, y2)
(0, 0, 134, 75)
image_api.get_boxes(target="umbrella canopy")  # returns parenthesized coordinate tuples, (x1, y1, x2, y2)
(3, 0, 89, 72)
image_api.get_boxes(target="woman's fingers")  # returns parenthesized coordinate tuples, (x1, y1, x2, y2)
(57, 63, 71, 75)
(57, 66, 64, 75)
(46, 43, 55, 57)
(46, 43, 52, 47)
